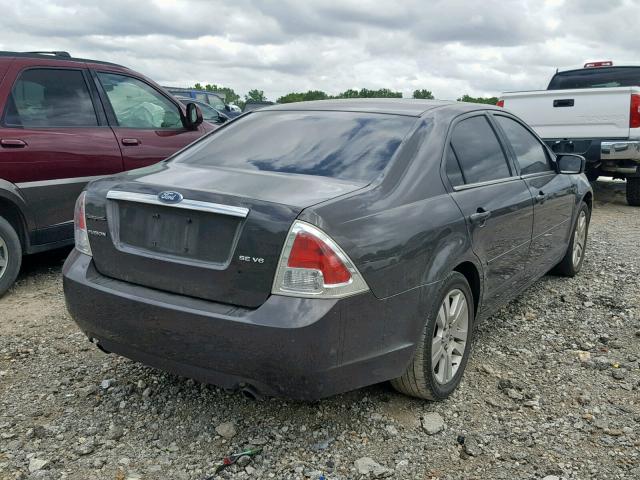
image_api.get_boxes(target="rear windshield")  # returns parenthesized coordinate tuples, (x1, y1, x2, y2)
(548, 67, 640, 90)
(177, 111, 417, 183)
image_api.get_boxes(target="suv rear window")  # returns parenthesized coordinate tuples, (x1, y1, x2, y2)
(548, 67, 640, 90)
(177, 111, 417, 183)
(4, 68, 97, 127)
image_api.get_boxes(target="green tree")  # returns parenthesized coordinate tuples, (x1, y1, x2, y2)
(457, 94, 499, 105)
(277, 90, 329, 104)
(245, 89, 266, 103)
(335, 88, 402, 99)
(412, 89, 434, 99)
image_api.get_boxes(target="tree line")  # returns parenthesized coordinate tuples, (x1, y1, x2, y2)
(192, 83, 498, 107)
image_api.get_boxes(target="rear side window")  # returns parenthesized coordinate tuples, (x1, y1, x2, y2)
(4, 68, 98, 127)
(178, 111, 417, 183)
(450, 116, 511, 184)
(445, 145, 464, 187)
(495, 116, 551, 175)
(547, 67, 640, 90)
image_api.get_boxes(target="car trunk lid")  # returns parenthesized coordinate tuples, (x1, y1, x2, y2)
(86, 165, 365, 308)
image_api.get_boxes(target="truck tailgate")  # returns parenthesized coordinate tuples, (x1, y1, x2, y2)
(502, 87, 636, 139)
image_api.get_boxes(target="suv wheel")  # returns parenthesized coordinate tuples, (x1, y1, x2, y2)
(0, 216, 22, 298)
(391, 272, 474, 400)
(551, 202, 590, 277)
(627, 177, 640, 206)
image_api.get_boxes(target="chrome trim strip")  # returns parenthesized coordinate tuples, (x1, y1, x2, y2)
(106, 191, 249, 218)
(452, 176, 519, 192)
(16, 175, 107, 189)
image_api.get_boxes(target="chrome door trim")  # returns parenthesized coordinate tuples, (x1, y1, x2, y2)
(106, 190, 249, 218)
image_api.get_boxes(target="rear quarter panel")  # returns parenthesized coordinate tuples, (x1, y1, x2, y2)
(301, 115, 480, 301)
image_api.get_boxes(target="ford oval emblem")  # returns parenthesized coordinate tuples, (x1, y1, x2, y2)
(158, 191, 183, 204)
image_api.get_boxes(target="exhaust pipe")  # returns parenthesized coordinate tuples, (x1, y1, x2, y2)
(89, 337, 111, 354)
(240, 385, 263, 401)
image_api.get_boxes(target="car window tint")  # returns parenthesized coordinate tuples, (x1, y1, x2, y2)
(445, 144, 464, 187)
(177, 111, 417, 183)
(451, 116, 511, 184)
(4, 68, 97, 127)
(495, 116, 551, 175)
(97, 73, 182, 129)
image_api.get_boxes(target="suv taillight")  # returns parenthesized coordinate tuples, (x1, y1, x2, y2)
(272, 220, 369, 298)
(630, 94, 640, 129)
(496, 99, 505, 107)
(74, 192, 92, 256)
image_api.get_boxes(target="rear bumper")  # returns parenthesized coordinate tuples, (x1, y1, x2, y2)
(544, 138, 640, 175)
(62, 249, 435, 400)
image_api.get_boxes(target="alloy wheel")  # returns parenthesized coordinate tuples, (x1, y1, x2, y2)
(0, 235, 7, 280)
(572, 210, 587, 269)
(432, 288, 469, 384)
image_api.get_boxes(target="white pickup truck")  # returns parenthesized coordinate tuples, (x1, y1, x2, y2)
(499, 61, 640, 206)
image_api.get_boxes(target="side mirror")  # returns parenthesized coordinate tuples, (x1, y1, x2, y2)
(218, 112, 229, 124)
(556, 154, 585, 174)
(185, 103, 203, 130)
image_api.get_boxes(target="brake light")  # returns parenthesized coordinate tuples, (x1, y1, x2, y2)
(74, 191, 92, 256)
(631, 94, 640, 129)
(496, 99, 505, 107)
(272, 221, 369, 298)
(584, 61, 613, 68)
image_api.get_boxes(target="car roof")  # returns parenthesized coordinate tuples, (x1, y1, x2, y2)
(0, 51, 125, 67)
(556, 62, 640, 73)
(263, 98, 500, 117)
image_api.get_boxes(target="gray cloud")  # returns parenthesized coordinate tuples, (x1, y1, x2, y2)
(0, 0, 638, 100)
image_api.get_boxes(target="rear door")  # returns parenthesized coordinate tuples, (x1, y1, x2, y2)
(93, 71, 209, 171)
(0, 62, 122, 243)
(444, 113, 534, 307)
(492, 114, 575, 275)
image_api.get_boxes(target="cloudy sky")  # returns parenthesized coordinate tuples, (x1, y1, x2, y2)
(1, 0, 638, 101)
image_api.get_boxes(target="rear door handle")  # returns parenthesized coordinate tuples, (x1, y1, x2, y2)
(469, 208, 491, 226)
(535, 191, 546, 204)
(121, 138, 140, 146)
(0, 138, 27, 148)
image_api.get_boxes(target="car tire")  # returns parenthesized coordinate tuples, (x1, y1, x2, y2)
(627, 177, 640, 207)
(0, 216, 22, 298)
(585, 169, 599, 183)
(391, 272, 474, 400)
(551, 202, 590, 277)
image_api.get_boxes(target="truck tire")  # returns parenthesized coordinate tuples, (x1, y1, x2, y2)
(391, 272, 474, 400)
(626, 177, 640, 206)
(585, 169, 599, 182)
(0, 216, 22, 298)
(551, 202, 590, 277)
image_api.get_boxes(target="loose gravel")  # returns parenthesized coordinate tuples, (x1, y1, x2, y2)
(1, 180, 639, 480)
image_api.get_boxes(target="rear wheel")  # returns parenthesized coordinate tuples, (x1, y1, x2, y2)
(551, 202, 590, 277)
(391, 272, 474, 400)
(0, 216, 22, 298)
(627, 177, 640, 206)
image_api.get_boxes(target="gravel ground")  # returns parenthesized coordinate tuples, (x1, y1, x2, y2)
(1, 179, 639, 480)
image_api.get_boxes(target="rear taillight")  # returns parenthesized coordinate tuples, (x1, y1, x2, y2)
(272, 221, 369, 298)
(74, 191, 92, 256)
(630, 94, 640, 129)
(496, 99, 504, 107)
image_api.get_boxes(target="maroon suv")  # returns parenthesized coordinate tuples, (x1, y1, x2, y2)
(0, 51, 214, 296)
